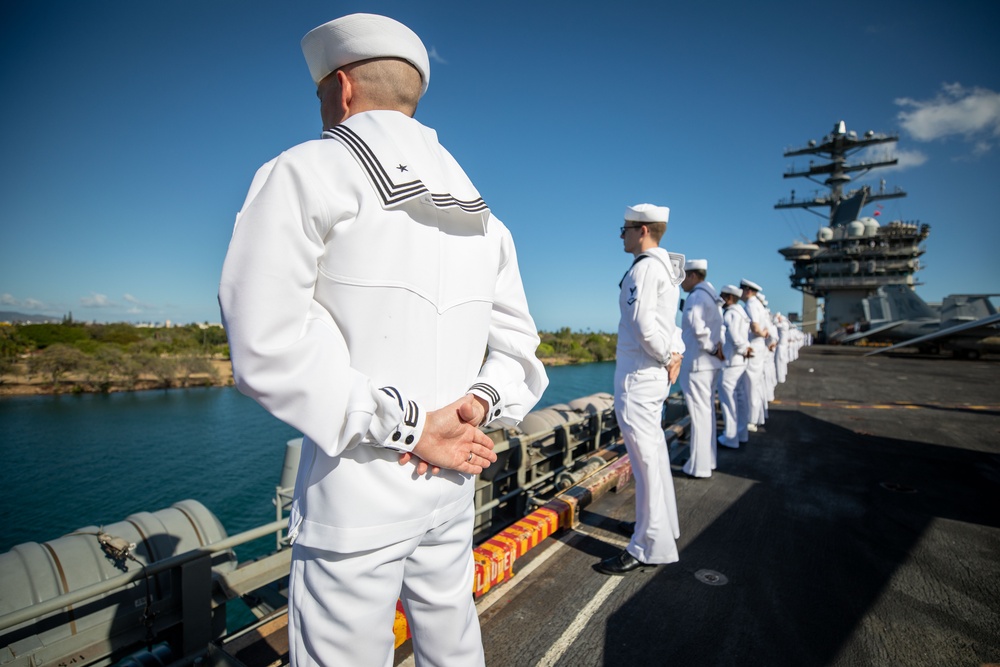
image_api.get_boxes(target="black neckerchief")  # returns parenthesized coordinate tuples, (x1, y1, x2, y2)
(619, 254, 648, 288)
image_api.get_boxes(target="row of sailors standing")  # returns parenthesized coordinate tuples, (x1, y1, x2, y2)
(679, 269, 807, 480)
(598, 203, 809, 576)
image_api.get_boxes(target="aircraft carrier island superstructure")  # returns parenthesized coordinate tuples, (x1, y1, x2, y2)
(775, 121, 930, 339)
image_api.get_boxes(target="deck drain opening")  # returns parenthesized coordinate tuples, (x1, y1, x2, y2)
(880, 481, 917, 494)
(694, 569, 728, 586)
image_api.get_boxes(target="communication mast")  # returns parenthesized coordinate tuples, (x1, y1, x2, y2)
(775, 121, 930, 339)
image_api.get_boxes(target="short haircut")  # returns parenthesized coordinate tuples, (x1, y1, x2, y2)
(645, 221, 666, 243)
(688, 269, 707, 280)
(343, 57, 422, 115)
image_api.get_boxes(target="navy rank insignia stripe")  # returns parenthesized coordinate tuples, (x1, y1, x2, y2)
(380, 386, 405, 411)
(380, 386, 420, 428)
(469, 382, 500, 407)
(326, 125, 489, 214)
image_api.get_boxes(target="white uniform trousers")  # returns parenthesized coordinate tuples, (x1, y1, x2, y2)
(764, 348, 776, 403)
(776, 345, 789, 383)
(680, 365, 719, 477)
(736, 368, 750, 441)
(615, 366, 680, 564)
(288, 503, 484, 667)
(746, 339, 767, 426)
(718, 363, 750, 448)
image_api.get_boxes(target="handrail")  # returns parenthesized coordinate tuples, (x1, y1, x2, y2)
(1, 402, 625, 635)
(0, 519, 286, 633)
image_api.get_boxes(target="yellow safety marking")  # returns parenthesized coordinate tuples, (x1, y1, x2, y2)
(404, 453, 651, 641)
(778, 400, 1000, 411)
(393, 601, 410, 648)
(480, 542, 511, 582)
(472, 503, 568, 598)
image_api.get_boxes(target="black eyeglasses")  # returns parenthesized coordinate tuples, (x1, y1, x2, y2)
(620, 225, 645, 234)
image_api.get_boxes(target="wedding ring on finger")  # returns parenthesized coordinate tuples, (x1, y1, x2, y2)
(467, 451, 474, 462)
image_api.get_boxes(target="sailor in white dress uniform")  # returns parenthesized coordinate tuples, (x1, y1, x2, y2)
(760, 294, 778, 405)
(678, 259, 724, 477)
(775, 312, 791, 383)
(219, 14, 547, 666)
(717, 284, 752, 448)
(596, 203, 685, 576)
(740, 279, 769, 428)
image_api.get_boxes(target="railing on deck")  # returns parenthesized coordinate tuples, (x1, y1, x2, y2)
(1, 393, 687, 667)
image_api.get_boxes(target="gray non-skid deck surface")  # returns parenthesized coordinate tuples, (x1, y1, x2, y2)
(473, 346, 1000, 667)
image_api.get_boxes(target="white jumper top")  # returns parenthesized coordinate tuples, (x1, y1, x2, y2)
(615, 247, 685, 373)
(776, 316, 790, 346)
(681, 282, 724, 372)
(744, 296, 770, 344)
(219, 110, 547, 551)
(722, 303, 751, 367)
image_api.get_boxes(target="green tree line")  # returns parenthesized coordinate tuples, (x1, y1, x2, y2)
(0, 320, 619, 393)
(536, 328, 617, 364)
(0, 319, 230, 392)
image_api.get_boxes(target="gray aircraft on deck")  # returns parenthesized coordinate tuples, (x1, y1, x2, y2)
(834, 285, 1000, 358)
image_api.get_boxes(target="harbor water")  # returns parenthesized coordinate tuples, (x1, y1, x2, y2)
(0, 361, 616, 555)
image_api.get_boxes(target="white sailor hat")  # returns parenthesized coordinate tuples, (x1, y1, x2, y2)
(683, 259, 707, 272)
(302, 13, 431, 97)
(624, 203, 670, 224)
(720, 284, 742, 298)
(740, 278, 762, 292)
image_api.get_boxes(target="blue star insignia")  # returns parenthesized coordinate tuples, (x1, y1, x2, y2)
(396, 164, 408, 172)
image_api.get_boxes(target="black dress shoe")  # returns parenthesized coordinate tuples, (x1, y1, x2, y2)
(615, 520, 635, 537)
(595, 549, 656, 576)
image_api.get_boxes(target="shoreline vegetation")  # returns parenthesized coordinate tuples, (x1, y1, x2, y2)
(0, 322, 616, 397)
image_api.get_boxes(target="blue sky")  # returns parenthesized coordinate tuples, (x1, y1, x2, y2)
(2, 0, 998, 332)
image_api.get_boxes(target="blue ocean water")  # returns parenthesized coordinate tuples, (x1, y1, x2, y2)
(0, 362, 617, 554)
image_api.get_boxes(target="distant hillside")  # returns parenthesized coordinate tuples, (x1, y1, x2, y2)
(0, 311, 61, 324)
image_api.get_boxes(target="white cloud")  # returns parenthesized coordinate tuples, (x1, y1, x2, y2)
(1, 294, 49, 310)
(972, 140, 992, 157)
(123, 293, 154, 310)
(428, 46, 447, 65)
(855, 145, 928, 174)
(896, 83, 1000, 154)
(81, 292, 115, 308)
(892, 148, 929, 169)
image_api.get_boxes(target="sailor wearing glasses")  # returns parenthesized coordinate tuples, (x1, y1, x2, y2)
(596, 204, 685, 575)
